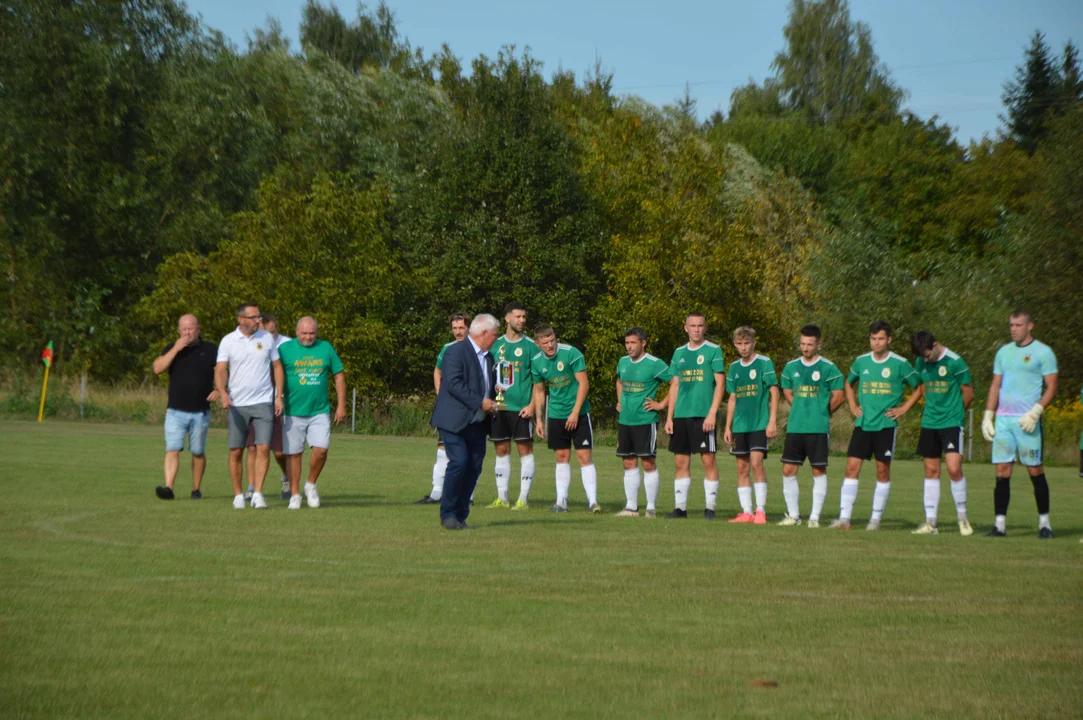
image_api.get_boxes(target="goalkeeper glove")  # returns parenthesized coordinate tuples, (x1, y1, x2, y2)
(1018, 403, 1044, 433)
(981, 410, 996, 442)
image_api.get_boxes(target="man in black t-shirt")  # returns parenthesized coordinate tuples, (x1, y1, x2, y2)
(153, 314, 219, 500)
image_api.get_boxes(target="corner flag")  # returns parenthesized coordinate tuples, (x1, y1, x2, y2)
(38, 341, 53, 422)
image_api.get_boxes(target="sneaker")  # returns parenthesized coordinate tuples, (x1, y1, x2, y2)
(233, 494, 245, 510)
(753, 510, 767, 525)
(304, 482, 320, 509)
(865, 519, 881, 532)
(190, 490, 202, 500)
(486, 498, 510, 509)
(911, 522, 938, 535)
(985, 527, 1007, 537)
(828, 518, 850, 530)
(288, 494, 302, 510)
(958, 519, 974, 537)
(281, 476, 290, 501)
(616, 508, 639, 517)
(251, 492, 267, 509)
(414, 495, 440, 505)
(511, 499, 529, 511)
(589, 503, 603, 514)
(244, 486, 254, 504)
(807, 518, 820, 529)
(1038, 527, 1054, 539)
(155, 486, 175, 500)
(728, 512, 754, 524)
(777, 514, 801, 527)
(549, 504, 568, 513)
(704, 509, 717, 521)
(664, 508, 688, 519)
(645, 509, 656, 518)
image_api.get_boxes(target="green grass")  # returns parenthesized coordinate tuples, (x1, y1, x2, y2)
(1, 420, 1080, 719)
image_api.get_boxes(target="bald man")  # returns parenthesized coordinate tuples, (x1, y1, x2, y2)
(277, 317, 347, 510)
(153, 314, 219, 500)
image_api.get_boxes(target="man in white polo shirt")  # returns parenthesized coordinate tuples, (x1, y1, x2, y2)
(215, 303, 284, 509)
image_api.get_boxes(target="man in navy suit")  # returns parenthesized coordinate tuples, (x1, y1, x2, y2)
(430, 314, 501, 529)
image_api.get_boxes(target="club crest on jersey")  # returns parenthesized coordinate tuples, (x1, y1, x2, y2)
(881, 368, 891, 378)
(697, 355, 704, 365)
(1024, 354, 1032, 363)
(515, 348, 523, 357)
(749, 369, 758, 380)
(938, 366, 948, 377)
(256, 342, 264, 351)
(811, 371, 820, 381)
(557, 361, 564, 371)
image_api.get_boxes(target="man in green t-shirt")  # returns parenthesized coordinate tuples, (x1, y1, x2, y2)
(664, 312, 726, 519)
(778, 324, 845, 528)
(830, 320, 922, 531)
(910, 330, 975, 537)
(531, 325, 600, 514)
(615, 328, 672, 518)
(485, 302, 537, 511)
(723, 326, 779, 525)
(416, 313, 471, 505)
(278, 317, 346, 510)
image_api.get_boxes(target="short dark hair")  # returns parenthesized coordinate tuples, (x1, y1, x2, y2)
(260, 313, 277, 325)
(686, 311, 706, 321)
(503, 302, 525, 316)
(237, 303, 259, 317)
(911, 330, 936, 356)
(799, 324, 821, 340)
(1011, 308, 1032, 322)
(449, 312, 471, 325)
(624, 327, 647, 342)
(535, 324, 556, 340)
(868, 320, 892, 337)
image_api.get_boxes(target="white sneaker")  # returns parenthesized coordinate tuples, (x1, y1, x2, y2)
(233, 494, 245, 510)
(304, 482, 320, 508)
(865, 519, 881, 532)
(615, 508, 639, 517)
(251, 492, 267, 509)
(288, 494, 302, 510)
(807, 518, 820, 529)
(958, 519, 974, 537)
(911, 522, 939, 535)
(777, 514, 802, 527)
(828, 518, 851, 530)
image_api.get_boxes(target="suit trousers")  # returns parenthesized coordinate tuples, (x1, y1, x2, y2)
(438, 420, 488, 523)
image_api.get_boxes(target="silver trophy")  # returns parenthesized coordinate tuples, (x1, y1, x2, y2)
(495, 344, 515, 410)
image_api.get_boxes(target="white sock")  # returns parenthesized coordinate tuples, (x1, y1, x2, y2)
(644, 470, 660, 510)
(518, 454, 535, 502)
(494, 455, 511, 503)
(871, 481, 891, 521)
(281, 471, 288, 484)
(431, 447, 447, 500)
(923, 479, 940, 525)
(581, 464, 598, 506)
(737, 486, 753, 514)
(811, 474, 827, 521)
(753, 481, 767, 512)
(623, 468, 641, 510)
(704, 480, 719, 510)
(555, 463, 571, 508)
(995, 514, 1006, 532)
(674, 478, 691, 510)
(951, 477, 967, 519)
(839, 478, 859, 521)
(782, 475, 800, 518)
(1039, 513, 1051, 530)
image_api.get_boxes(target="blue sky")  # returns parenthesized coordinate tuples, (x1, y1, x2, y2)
(183, 0, 1083, 145)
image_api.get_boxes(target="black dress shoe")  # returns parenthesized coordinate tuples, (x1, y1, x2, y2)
(155, 486, 174, 500)
(415, 495, 440, 505)
(441, 517, 463, 530)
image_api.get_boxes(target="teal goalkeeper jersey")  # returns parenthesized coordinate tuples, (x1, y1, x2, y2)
(725, 355, 778, 433)
(993, 340, 1057, 416)
(847, 352, 921, 431)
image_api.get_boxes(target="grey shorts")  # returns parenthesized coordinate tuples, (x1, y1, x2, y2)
(228, 404, 274, 449)
(283, 413, 331, 454)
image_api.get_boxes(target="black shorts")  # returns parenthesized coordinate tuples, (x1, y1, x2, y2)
(781, 433, 829, 467)
(616, 423, 658, 457)
(729, 430, 769, 457)
(668, 417, 717, 455)
(547, 414, 593, 450)
(489, 410, 535, 443)
(847, 427, 897, 463)
(917, 427, 963, 458)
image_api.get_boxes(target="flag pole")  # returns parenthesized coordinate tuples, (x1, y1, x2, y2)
(38, 364, 50, 423)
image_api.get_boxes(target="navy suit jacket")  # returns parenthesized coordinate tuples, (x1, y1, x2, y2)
(430, 339, 496, 433)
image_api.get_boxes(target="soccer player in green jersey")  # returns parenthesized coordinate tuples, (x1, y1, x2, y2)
(910, 331, 975, 536)
(664, 312, 726, 519)
(778, 325, 845, 528)
(531, 326, 600, 513)
(615, 328, 672, 518)
(485, 302, 537, 511)
(723, 326, 779, 524)
(416, 313, 471, 505)
(830, 321, 923, 531)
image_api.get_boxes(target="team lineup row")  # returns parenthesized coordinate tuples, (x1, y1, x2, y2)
(419, 304, 1069, 538)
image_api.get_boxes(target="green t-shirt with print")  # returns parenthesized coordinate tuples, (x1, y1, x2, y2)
(914, 347, 972, 429)
(279, 339, 345, 417)
(669, 342, 725, 419)
(617, 354, 672, 426)
(847, 352, 921, 431)
(490, 335, 537, 412)
(531, 344, 590, 420)
(725, 355, 778, 433)
(780, 357, 844, 434)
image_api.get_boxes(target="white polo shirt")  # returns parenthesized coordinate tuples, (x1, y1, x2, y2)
(217, 327, 280, 407)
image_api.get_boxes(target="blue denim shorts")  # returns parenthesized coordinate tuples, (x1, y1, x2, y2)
(164, 409, 211, 455)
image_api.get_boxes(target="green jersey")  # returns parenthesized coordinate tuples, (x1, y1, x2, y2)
(490, 335, 536, 412)
(847, 352, 921, 431)
(531, 344, 590, 420)
(278, 339, 345, 417)
(435, 341, 455, 369)
(669, 342, 725, 419)
(780, 356, 844, 434)
(725, 355, 778, 433)
(914, 347, 971, 429)
(617, 353, 672, 426)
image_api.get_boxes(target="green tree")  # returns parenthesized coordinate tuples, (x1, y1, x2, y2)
(1001, 31, 1062, 154)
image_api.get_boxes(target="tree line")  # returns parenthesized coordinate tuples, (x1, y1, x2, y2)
(2, 0, 1080, 412)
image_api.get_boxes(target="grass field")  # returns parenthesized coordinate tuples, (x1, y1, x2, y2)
(1, 420, 1080, 719)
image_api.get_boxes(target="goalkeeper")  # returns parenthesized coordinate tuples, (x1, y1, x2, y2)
(981, 310, 1058, 538)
